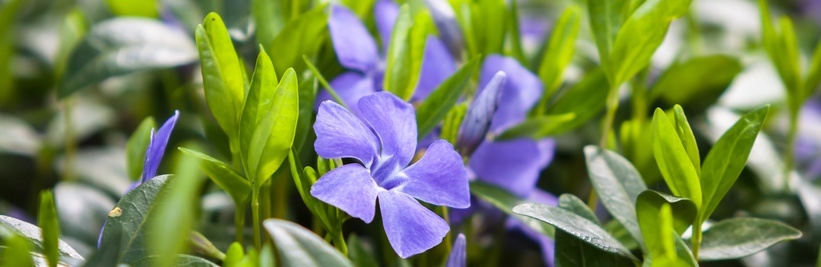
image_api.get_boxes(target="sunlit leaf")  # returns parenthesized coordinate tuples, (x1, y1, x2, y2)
(699, 217, 801, 261)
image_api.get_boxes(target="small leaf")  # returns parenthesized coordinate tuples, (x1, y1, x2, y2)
(547, 68, 608, 131)
(583, 146, 647, 250)
(537, 5, 581, 98)
(263, 219, 354, 267)
(0, 215, 84, 262)
(698, 217, 801, 261)
(59, 18, 197, 98)
(636, 190, 696, 236)
(555, 194, 634, 267)
(179, 147, 251, 205)
(667, 105, 700, 177)
(442, 103, 468, 147)
(586, 0, 629, 74)
(650, 55, 742, 105)
(246, 69, 299, 185)
(804, 41, 821, 100)
(415, 57, 479, 138)
(268, 4, 329, 77)
(513, 202, 638, 261)
(0, 234, 35, 267)
(699, 105, 768, 222)
(384, 5, 429, 100)
(496, 113, 577, 140)
(240, 48, 279, 172)
(470, 181, 554, 238)
(651, 108, 701, 208)
(37, 190, 59, 267)
(126, 117, 156, 181)
(295, 78, 318, 154)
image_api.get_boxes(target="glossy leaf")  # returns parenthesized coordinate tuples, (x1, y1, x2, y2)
(555, 194, 634, 267)
(699, 105, 768, 222)
(59, 18, 197, 98)
(667, 105, 700, 177)
(513, 202, 638, 261)
(196, 13, 246, 140)
(179, 147, 251, 205)
(496, 113, 577, 140)
(240, 48, 279, 172)
(583, 146, 647, 250)
(699, 217, 801, 261)
(263, 219, 354, 267)
(126, 117, 156, 181)
(537, 5, 581, 98)
(348, 235, 379, 267)
(37, 190, 59, 267)
(268, 4, 329, 77)
(651, 108, 701, 208)
(246, 68, 299, 184)
(415, 57, 479, 138)
(384, 5, 429, 100)
(470, 181, 554, 238)
(0, 215, 84, 262)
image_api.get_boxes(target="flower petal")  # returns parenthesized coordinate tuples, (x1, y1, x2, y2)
(414, 36, 457, 101)
(445, 233, 467, 267)
(311, 164, 380, 223)
(457, 71, 505, 155)
(469, 138, 555, 197)
(358, 92, 418, 168)
(329, 4, 380, 72)
(479, 55, 544, 132)
(316, 71, 376, 115)
(424, 0, 464, 58)
(507, 190, 558, 267)
(374, 0, 400, 51)
(378, 190, 449, 258)
(314, 100, 379, 167)
(142, 110, 179, 182)
(400, 140, 470, 208)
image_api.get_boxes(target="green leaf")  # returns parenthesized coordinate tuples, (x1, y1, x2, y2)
(555, 194, 634, 267)
(0, 0, 22, 104)
(0, 215, 84, 262)
(268, 4, 329, 77)
(295, 77, 318, 154)
(126, 117, 156, 181)
(58, 18, 198, 98)
(583, 146, 647, 250)
(263, 219, 354, 267)
(513, 202, 638, 262)
(37, 190, 59, 267)
(608, 0, 691, 86)
(642, 204, 697, 267)
(496, 113, 577, 140)
(129, 255, 219, 266)
(0, 234, 35, 267)
(415, 57, 479, 138)
(651, 108, 701, 208)
(636, 190, 696, 235)
(804, 41, 821, 101)
(348, 235, 379, 267)
(699, 105, 768, 222)
(252, 0, 286, 49)
(537, 5, 581, 98)
(246, 68, 299, 185)
(775, 17, 802, 96)
(240, 48, 279, 172)
(699, 217, 801, 261)
(667, 105, 700, 177)
(650, 55, 742, 105)
(477, 0, 506, 55)
(441, 102, 468, 146)
(383, 5, 429, 100)
(586, 0, 629, 74)
(196, 13, 246, 140)
(222, 242, 244, 267)
(179, 147, 251, 205)
(106, 0, 158, 17)
(470, 181, 554, 238)
(547, 68, 608, 131)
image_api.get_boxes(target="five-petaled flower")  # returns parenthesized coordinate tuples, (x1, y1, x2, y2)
(310, 92, 470, 258)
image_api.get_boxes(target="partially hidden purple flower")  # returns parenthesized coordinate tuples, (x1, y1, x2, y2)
(507, 190, 558, 266)
(310, 92, 470, 258)
(445, 233, 467, 267)
(456, 71, 505, 155)
(317, 1, 457, 113)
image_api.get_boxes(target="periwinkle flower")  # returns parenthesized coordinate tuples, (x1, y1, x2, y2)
(445, 233, 467, 267)
(506, 190, 558, 266)
(456, 71, 505, 155)
(310, 92, 470, 258)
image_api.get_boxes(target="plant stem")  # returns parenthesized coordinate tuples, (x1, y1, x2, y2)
(251, 188, 262, 248)
(784, 106, 800, 192)
(331, 228, 348, 256)
(234, 204, 246, 244)
(600, 85, 620, 148)
(691, 221, 702, 260)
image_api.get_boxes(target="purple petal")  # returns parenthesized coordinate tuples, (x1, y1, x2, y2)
(358, 92, 418, 168)
(142, 110, 179, 182)
(378, 190, 449, 258)
(316, 72, 377, 115)
(457, 71, 505, 155)
(314, 100, 379, 167)
(479, 55, 544, 133)
(311, 164, 380, 223)
(445, 233, 467, 267)
(374, 0, 400, 51)
(329, 4, 380, 72)
(400, 140, 470, 208)
(424, 0, 464, 59)
(413, 36, 457, 101)
(507, 190, 558, 267)
(468, 138, 555, 197)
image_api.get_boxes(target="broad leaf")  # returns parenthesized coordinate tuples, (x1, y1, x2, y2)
(651, 108, 701, 208)
(496, 113, 577, 140)
(666, 105, 700, 177)
(59, 18, 197, 98)
(37, 190, 59, 267)
(537, 6, 581, 98)
(0, 216, 84, 262)
(246, 69, 299, 184)
(268, 4, 329, 77)
(348, 235, 379, 267)
(586, 0, 629, 74)
(179, 147, 251, 205)
(636, 190, 696, 235)
(583, 146, 647, 250)
(470, 181, 554, 238)
(415, 57, 479, 138)
(240, 49, 279, 173)
(263, 219, 354, 267)
(126, 117, 156, 181)
(699, 105, 768, 222)
(555, 194, 634, 267)
(651, 55, 742, 105)
(699, 217, 801, 261)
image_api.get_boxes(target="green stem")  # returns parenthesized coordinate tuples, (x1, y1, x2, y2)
(600, 85, 620, 148)
(63, 97, 76, 181)
(691, 221, 702, 260)
(331, 228, 348, 256)
(234, 204, 246, 244)
(784, 106, 799, 192)
(251, 188, 262, 249)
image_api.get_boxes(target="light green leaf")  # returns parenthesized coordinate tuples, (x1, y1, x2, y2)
(651, 108, 701, 208)
(415, 57, 479, 138)
(179, 147, 251, 205)
(440, 102, 468, 146)
(650, 55, 742, 105)
(586, 0, 629, 74)
(547, 68, 608, 131)
(240, 48, 279, 173)
(699, 105, 768, 222)
(583, 146, 647, 250)
(477, 0, 506, 55)
(252, 0, 286, 49)
(0, 235, 35, 267)
(555, 194, 634, 267)
(106, 0, 158, 17)
(537, 5, 581, 98)
(699, 217, 801, 261)
(636, 190, 696, 236)
(263, 219, 354, 267)
(0, 216, 84, 262)
(268, 4, 328, 77)
(37, 190, 59, 267)
(59, 18, 198, 98)
(641, 204, 696, 267)
(496, 113, 577, 140)
(246, 68, 299, 185)
(126, 117, 156, 181)
(667, 105, 700, 177)
(470, 182, 554, 238)
(775, 17, 802, 96)
(513, 203, 638, 262)
(384, 5, 429, 100)
(196, 13, 246, 140)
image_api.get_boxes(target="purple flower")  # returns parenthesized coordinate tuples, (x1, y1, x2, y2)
(310, 92, 470, 258)
(506, 190, 558, 266)
(445, 233, 467, 267)
(457, 71, 505, 155)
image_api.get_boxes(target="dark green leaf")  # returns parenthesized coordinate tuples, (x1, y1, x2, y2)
(269, 4, 328, 77)
(496, 113, 577, 140)
(295, 78, 317, 154)
(699, 105, 768, 222)
(547, 68, 608, 130)
(59, 18, 197, 98)
(37, 190, 59, 267)
(126, 117, 156, 181)
(415, 57, 479, 138)
(699, 217, 801, 261)
(583, 146, 647, 250)
(538, 6, 581, 98)
(263, 219, 354, 267)
(651, 55, 742, 105)
(246, 68, 299, 185)
(651, 108, 701, 208)
(0, 0, 22, 104)
(0, 216, 83, 262)
(179, 147, 251, 205)
(555, 194, 634, 267)
(348, 235, 379, 267)
(470, 181, 554, 237)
